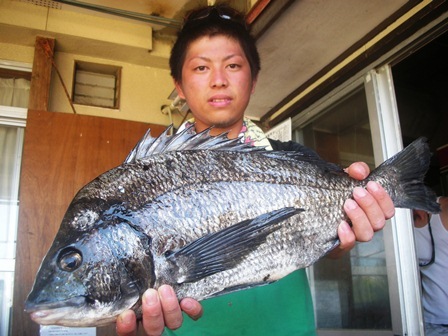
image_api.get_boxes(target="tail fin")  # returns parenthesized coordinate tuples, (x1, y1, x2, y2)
(368, 137, 440, 213)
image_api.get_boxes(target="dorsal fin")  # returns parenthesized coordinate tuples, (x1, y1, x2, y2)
(124, 124, 263, 163)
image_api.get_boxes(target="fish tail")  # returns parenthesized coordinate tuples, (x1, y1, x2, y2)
(368, 137, 440, 213)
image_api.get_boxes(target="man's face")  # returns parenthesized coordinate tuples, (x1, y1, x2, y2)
(175, 35, 257, 137)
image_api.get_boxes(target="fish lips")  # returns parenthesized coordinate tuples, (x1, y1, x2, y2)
(25, 295, 85, 312)
(25, 296, 87, 325)
(25, 282, 142, 327)
(25, 294, 139, 327)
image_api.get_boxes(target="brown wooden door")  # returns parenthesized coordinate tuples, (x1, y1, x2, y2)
(12, 110, 166, 335)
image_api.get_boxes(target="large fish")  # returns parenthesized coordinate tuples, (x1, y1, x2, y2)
(25, 125, 439, 327)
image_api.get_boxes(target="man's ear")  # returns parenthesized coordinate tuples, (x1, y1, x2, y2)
(413, 209, 429, 228)
(174, 80, 186, 99)
(251, 77, 258, 94)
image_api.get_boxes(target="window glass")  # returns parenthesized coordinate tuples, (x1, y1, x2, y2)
(0, 77, 30, 108)
(73, 61, 121, 109)
(0, 124, 24, 336)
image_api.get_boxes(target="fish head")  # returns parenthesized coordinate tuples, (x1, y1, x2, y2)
(25, 199, 154, 327)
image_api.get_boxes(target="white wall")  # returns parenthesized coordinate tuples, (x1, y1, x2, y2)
(50, 52, 177, 125)
(0, 0, 183, 126)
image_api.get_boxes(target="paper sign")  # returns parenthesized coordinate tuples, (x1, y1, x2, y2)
(40, 326, 96, 336)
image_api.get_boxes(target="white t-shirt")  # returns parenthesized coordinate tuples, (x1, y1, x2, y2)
(415, 211, 448, 324)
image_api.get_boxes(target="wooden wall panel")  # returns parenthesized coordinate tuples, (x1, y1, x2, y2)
(12, 110, 165, 335)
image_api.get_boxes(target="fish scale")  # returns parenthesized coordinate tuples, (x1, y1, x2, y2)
(25, 127, 440, 327)
(125, 151, 344, 299)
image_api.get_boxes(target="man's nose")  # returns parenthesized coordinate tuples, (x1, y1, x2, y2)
(210, 69, 228, 87)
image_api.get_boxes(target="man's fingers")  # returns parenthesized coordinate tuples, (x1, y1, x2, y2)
(141, 289, 166, 336)
(180, 298, 203, 321)
(345, 162, 370, 180)
(327, 221, 356, 259)
(352, 186, 386, 232)
(159, 285, 183, 330)
(366, 181, 395, 220)
(344, 197, 374, 242)
(116, 310, 137, 336)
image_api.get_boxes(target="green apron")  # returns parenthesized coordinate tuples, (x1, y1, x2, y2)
(163, 269, 316, 336)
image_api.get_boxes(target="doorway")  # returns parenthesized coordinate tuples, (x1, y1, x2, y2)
(392, 29, 448, 195)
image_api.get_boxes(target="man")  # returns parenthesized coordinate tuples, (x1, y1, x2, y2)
(413, 196, 448, 336)
(116, 4, 394, 335)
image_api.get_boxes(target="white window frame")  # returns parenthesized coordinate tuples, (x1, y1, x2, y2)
(364, 66, 423, 336)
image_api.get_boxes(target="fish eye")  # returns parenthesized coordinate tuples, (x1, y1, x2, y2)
(58, 248, 82, 272)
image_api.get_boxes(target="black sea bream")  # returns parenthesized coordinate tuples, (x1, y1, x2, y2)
(25, 126, 440, 327)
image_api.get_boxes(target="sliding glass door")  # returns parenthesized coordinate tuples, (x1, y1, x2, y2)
(292, 68, 423, 335)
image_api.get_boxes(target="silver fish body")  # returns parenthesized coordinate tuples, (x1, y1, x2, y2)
(25, 127, 440, 327)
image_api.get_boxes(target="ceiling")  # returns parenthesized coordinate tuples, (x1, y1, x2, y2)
(246, 0, 409, 120)
(2, 0, 413, 121)
(31, 0, 250, 32)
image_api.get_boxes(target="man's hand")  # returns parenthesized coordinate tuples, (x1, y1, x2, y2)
(116, 285, 203, 336)
(328, 161, 395, 259)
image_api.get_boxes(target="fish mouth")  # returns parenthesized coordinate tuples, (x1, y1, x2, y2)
(25, 293, 140, 327)
(29, 307, 77, 325)
(25, 295, 86, 313)
(25, 296, 119, 327)
(28, 307, 117, 327)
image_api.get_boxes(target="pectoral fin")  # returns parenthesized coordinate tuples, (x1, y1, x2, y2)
(164, 207, 303, 284)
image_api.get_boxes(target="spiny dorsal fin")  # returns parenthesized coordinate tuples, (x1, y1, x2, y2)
(124, 124, 263, 163)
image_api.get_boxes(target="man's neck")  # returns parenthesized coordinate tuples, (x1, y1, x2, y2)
(194, 120, 244, 139)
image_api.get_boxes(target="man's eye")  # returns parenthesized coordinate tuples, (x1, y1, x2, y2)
(195, 66, 207, 71)
(227, 64, 240, 69)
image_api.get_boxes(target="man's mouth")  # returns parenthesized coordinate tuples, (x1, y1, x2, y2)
(209, 97, 232, 106)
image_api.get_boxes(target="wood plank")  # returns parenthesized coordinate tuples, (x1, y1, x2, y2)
(28, 37, 54, 111)
(12, 110, 165, 335)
